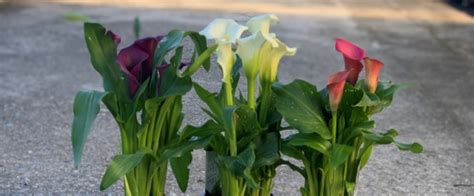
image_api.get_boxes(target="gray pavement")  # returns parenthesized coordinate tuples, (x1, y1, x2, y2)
(0, 0, 473, 195)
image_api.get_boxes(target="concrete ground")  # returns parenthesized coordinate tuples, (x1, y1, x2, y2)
(0, 0, 473, 195)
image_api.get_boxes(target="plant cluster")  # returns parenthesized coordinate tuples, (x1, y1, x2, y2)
(71, 14, 422, 196)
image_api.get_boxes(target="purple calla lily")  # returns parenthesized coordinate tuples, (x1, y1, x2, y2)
(117, 37, 161, 97)
(106, 30, 121, 45)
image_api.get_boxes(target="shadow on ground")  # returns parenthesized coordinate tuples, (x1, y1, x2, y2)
(445, 0, 474, 15)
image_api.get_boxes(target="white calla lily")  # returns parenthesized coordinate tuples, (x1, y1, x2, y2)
(199, 19, 247, 106)
(200, 19, 248, 44)
(199, 19, 247, 84)
(237, 14, 281, 83)
(259, 38, 297, 83)
(215, 43, 234, 83)
(236, 14, 296, 109)
(236, 31, 266, 83)
(246, 14, 279, 47)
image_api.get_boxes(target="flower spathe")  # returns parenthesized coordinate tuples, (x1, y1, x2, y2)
(246, 14, 279, 47)
(363, 57, 384, 93)
(199, 19, 248, 83)
(327, 70, 350, 113)
(236, 32, 267, 81)
(237, 14, 279, 84)
(259, 38, 297, 83)
(335, 38, 365, 85)
(117, 37, 160, 97)
(106, 30, 121, 45)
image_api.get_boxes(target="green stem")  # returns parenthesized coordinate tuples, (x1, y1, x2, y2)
(258, 81, 272, 126)
(248, 78, 256, 110)
(303, 157, 317, 196)
(219, 166, 242, 195)
(319, 166, 326, 196)
(151, 163, 168, 196)
(261, 177, 274, 196)
(327, 112, 338, 196)
(331, 112, 337, 144)
(225, 81, 234, 106)
(124, 177, 133, 196)
(229, 124, 237, 156)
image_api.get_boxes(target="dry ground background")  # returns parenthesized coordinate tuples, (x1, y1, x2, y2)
(0, 0, 473, 195)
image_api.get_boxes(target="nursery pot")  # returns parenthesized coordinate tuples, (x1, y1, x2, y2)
(205, 150, 221, 195)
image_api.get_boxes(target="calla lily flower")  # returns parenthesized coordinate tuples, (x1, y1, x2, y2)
(363, 57, 384, 94)
(236, 14, 281, 84)
(335, 38, 366, 85)
(236, 32, 266, 82)
(246, 14, 279, 47)
(259, 38, 297, 83)
(117, 37, 161, 96)
(199, 19, 247, 83)
(327, 70, 350, 113)
(106, 30, 121, 45)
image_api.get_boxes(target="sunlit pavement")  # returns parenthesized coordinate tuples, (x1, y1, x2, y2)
(0, 0, 473, 194)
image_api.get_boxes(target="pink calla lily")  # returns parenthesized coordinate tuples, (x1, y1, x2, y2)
(327, 70, 350, 113)
(117, 37, 161, 97)
(335, 38, 366, 85)
(363, 57, 384, 94)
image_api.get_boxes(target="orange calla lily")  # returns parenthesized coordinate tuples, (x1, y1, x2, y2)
(335, 38, 366, 85)
(363, 57, 384, 93)
(327, 70, 350, 113)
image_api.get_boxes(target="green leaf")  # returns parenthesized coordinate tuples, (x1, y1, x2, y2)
(343, 120, 376, 143)
(182, 45, 217, 76)
(394, 141, 423, 153)
(180, 120, 221, 140)
(222, 106, 238, 141)
(288, 133, 331, 155)
(158, 136, 213, 165)
(281, 140, 304, 160)
(187, 32, 212, 71)
(338, 84, 364, 116)
(144, 97, 165, 115)
(230, 55, 242, 91)
(153, 30, 185, 67)
(217, 55, 242, 100)
(193, 82, 223, 120)
(133, 16, 140, 39)
(358, 144, 373, 169)
(272, 80, 331, 139)
(372, 81, 412, 113)
(362, 129, 423, 153)
(157, 50, 189, 114)
(234, 104, 260, 136)
(218, 144, 258, 188)
(131, 78, 149, 112)
(361, 131, 392, 144)
(64, 12, 92, 22)
(158, 69, 192, 98)
(84, 23, 127, 99)
(345, 182, 356, 194)
(329, 144, 354, 168)
(254, 132, 280, 168)
(101, 92, 120, 122)
(100, 149, 152, 190)
(176, 31, 214, 77)
(170, 152, 192, 192)
(355, 92, 380, 107)
(71, 90, 105, 167)
(243, 168, 259, 189)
